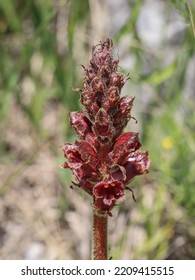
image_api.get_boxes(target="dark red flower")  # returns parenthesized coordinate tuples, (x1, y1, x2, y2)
(112, 151, 150, 184)
(107, 132, 141, 165)
(93, 180, 125, 216)
(61, 39, 150, 215)
(69, 111, 92, 139)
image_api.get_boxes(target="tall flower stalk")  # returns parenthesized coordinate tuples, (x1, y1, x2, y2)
(61, 39, 150, 260)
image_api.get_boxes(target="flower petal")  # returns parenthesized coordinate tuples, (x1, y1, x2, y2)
(109, 73, 125, 89)
(85, 132, 99, 150)
(93, 180, 125, 215)
(103, 194, 115, 206)
(93, 197, 115, 216)
(107, 132, 141, 165)
(76, 140, 98, 165)
(94, 108, 114, 141)
(80, 90, 99, 118)
(69, 111, 92, 139)
(62, 142, 99, 184)
(117, 96, 135, 117)
(103, 86, 120, 110)
(62, 143, 82, 163)
(112, 96, 135, 136)
(113, 151, 150, 183)
(93, 180, 124, 200)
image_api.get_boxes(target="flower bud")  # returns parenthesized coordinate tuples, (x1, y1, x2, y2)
(94, 108, 114, 143)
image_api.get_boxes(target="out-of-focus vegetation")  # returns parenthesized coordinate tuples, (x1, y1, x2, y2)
(0, 0, 195, 259)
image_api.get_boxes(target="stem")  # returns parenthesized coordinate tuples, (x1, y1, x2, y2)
(92, 209, 108, 260)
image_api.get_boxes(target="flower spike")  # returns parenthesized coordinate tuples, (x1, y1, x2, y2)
(62, 39, 150, 215)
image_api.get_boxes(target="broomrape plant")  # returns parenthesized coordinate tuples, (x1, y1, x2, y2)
(61, 39, 150, 259)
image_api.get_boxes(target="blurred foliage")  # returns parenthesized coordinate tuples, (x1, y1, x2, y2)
(0, 0, 195, 259)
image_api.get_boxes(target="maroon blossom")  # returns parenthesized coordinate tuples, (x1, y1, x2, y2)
(61, 39, 150, 216)
(93, 181, 125, 215)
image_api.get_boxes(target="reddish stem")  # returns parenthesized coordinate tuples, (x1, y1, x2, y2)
(92, 209, 108, 260)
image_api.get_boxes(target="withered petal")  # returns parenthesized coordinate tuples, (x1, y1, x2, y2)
(76, 140, 98, 164)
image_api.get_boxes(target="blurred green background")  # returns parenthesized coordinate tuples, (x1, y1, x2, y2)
(0, 0, 195, 259)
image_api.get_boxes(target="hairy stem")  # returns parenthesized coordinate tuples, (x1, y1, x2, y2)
(92, 209, 108, 260)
